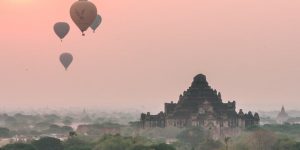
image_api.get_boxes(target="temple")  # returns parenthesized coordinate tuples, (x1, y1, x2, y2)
(140, 74, 259, 139)
(276, 106, 289, 124)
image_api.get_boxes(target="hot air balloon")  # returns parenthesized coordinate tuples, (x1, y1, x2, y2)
(90, 14, 102, 33)
(60, 53, 73, 70)
(70, 0, 97, 36)
(54, 22, 70, 41)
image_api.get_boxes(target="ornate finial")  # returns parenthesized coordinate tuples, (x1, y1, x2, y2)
(281, 106, 286, 112)
(248, 111, 253, 117)
(254, 113, 260, 119)
(238, 109, 244, 115)
(191, 74, 209, 88)
(193, 74, 206, 81)
(218, 92, 222, 99)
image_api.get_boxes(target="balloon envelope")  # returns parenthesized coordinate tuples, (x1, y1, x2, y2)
(54, 22, 70, 40)
(60, 53, 73, 70)
(70, 0, 97, 35)
(90, 15, 102, 32)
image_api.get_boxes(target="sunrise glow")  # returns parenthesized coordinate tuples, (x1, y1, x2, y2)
(0, 0, 300, 149)
(9, 0, 32, 3)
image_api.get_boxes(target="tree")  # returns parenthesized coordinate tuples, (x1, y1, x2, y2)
(43, 114, 61, 124)
(61, 126, 74, 133)
(176, 127, 206, 149)
(224, 136, 231, 150)
(63, 136, 93, 150)
(294, 142, 300, 150)
(32, 137, 63, 150)
(63, 116, 74, 126)
(151, 143, 176, 150)
(0, 127, 10, 138)
(47, 124, 61, 133)
(2, 143, 36, 150)
(93, 135, 132, 150)
(235, 143, 250, 150)
(69, 131, 77, 137)
(46, 124, 73, 134)
(198, 139, 223, 150)
(249, 129, 277, 150)
(130, 145, 152, 150)
(4, 116, 17, 127)
(273, 138, 300, 150)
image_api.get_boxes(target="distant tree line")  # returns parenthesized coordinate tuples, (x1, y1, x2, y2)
(0, 135, 176, 150)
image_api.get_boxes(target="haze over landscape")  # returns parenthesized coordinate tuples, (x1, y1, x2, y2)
(1, 0, 300, 112)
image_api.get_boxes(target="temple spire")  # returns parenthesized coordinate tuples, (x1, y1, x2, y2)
(191, 74, 209, 88)
(281, 106, 285, 113)
(277, 105, 288, 118)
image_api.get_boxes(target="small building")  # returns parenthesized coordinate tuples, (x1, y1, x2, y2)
(276, 106, 289, 124)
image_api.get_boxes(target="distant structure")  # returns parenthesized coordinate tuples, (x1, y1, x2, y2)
(276, 106, 289, 124)
(140, 74, 259, 139)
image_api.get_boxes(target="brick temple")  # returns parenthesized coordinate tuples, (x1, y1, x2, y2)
(140, 74, 259, 138)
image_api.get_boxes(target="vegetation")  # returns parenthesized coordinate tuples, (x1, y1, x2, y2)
(32, 137, 64, 150)
(263, 123, 300, 135)
(1, 112, 300, 150)
(0, 134, 177, 150)
(176, 127, 207, 148)
(1, 125, 300, 150)
(2, 143, 37, 150)
(0, 127, 10, 138)
(63, 136, 93, 150)
(225, 126, 300, 150)
(92, 135, 176, 150)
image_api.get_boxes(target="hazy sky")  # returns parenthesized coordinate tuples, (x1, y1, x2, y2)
(0, 0, 300, 112)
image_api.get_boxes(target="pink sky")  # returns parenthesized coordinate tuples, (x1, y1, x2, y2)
(0, 0, 300, 112)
